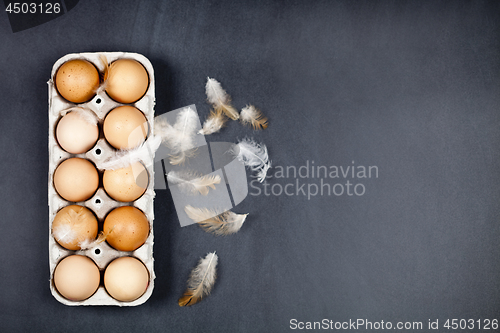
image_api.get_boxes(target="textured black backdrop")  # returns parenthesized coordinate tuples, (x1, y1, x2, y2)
(1, 1, 499, 332)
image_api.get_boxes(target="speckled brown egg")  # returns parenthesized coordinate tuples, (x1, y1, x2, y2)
(103, 162, 148, 202)
(103, 106, 148, 150)
(55, 59, 100, 103)
(105, 59, 149, 104)
(103, 206, 149, 252)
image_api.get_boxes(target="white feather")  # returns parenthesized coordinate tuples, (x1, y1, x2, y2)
(154, 116, 175, 143)
(205, 77, 239, 120)
(167, 170, 221, 196)
(230, 138, 271, 183)
(52, 207, 98, 250)
(178, 252, 218, 306)
(205, 78, 228, 106)
(61, 107, 98, 126)
(199, 109, 228, 135)
(78, 228, 112, 250)
(96, 135, 161, 170)
(173, 107, 198, 150)
(184, 205, 248, 236)
(95, 54, 109, 94)
(156, 107, 198, 164)
(78, 238, 96, 250)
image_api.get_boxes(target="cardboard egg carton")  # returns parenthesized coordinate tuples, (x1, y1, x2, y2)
(47, 52, 156, 306)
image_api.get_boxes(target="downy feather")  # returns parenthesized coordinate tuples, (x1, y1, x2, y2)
(167, 170, 221, 196)
(185, 205, 248, 236)
(154, 115, 175, 143)
(178, 252, 218, 307)
(205, 77, 239, 120)
(199, 108, 228, 135)
(52, 206, 88, 246)
(230, 138, 271, 183)
(240, 105, 268, 130)
(52, 207, 109, 250)
(52, 224, 78, 246)
(156, 107, 198, 165)
(96, 135, 161, 170)
(78, 227, 114, 250)
(96, 54, 109, 94)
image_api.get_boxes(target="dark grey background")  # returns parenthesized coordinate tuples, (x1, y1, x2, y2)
(1, 1, 499, 332)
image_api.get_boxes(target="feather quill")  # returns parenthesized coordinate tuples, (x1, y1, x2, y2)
(155, 107, 198, 165)
(185, 205, 248, 236)
(230, 138, 271, 183)
(178, 252, 218, 307)
(240, 105, 268, 130)
(167, 170, 221, 196)
(205, 78, 240, 120)
(96, 135, 161, 170)
(199, 108, 228, 135)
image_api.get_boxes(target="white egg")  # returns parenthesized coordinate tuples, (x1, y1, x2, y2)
(104, 257, 149, 302)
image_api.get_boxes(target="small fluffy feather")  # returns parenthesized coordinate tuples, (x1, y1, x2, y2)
(52, 208, 97, 249)
(185, 205, 248, 236)
(167, 170, 221, 196)
(172, 108, 198, 150)
(154, 116, 175, 144)
(96, 135, 161, 170)
(178, 252, 218, 307)
(230, 138, 271, 183)
(205, 78, 239, 120)
(100, 54, 109, 81)
(52, 223, 78, 245)
(155, 108, 198, 165)
(199, 109, 228, 135)
(240, 105, 268, 130)
(154, 115, 171, 133)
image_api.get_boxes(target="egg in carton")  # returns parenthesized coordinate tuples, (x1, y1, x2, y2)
(47, 52, 156, 306)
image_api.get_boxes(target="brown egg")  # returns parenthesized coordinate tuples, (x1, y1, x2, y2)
(103, 206, 149, 252)
(53, 158, 99, 202)
(103, 162, 148, 202)
(103, 106, 148, 150)
(56, 111, 99, 154)
(104, 257, 149, 302)
(55, 59, 100, 103)
(105, 59, 149, 104)
(52, 205, 98, 250)
(53, 255, 100, 301)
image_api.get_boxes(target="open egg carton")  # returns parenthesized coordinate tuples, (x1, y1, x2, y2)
(47, 52, 156, 306)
